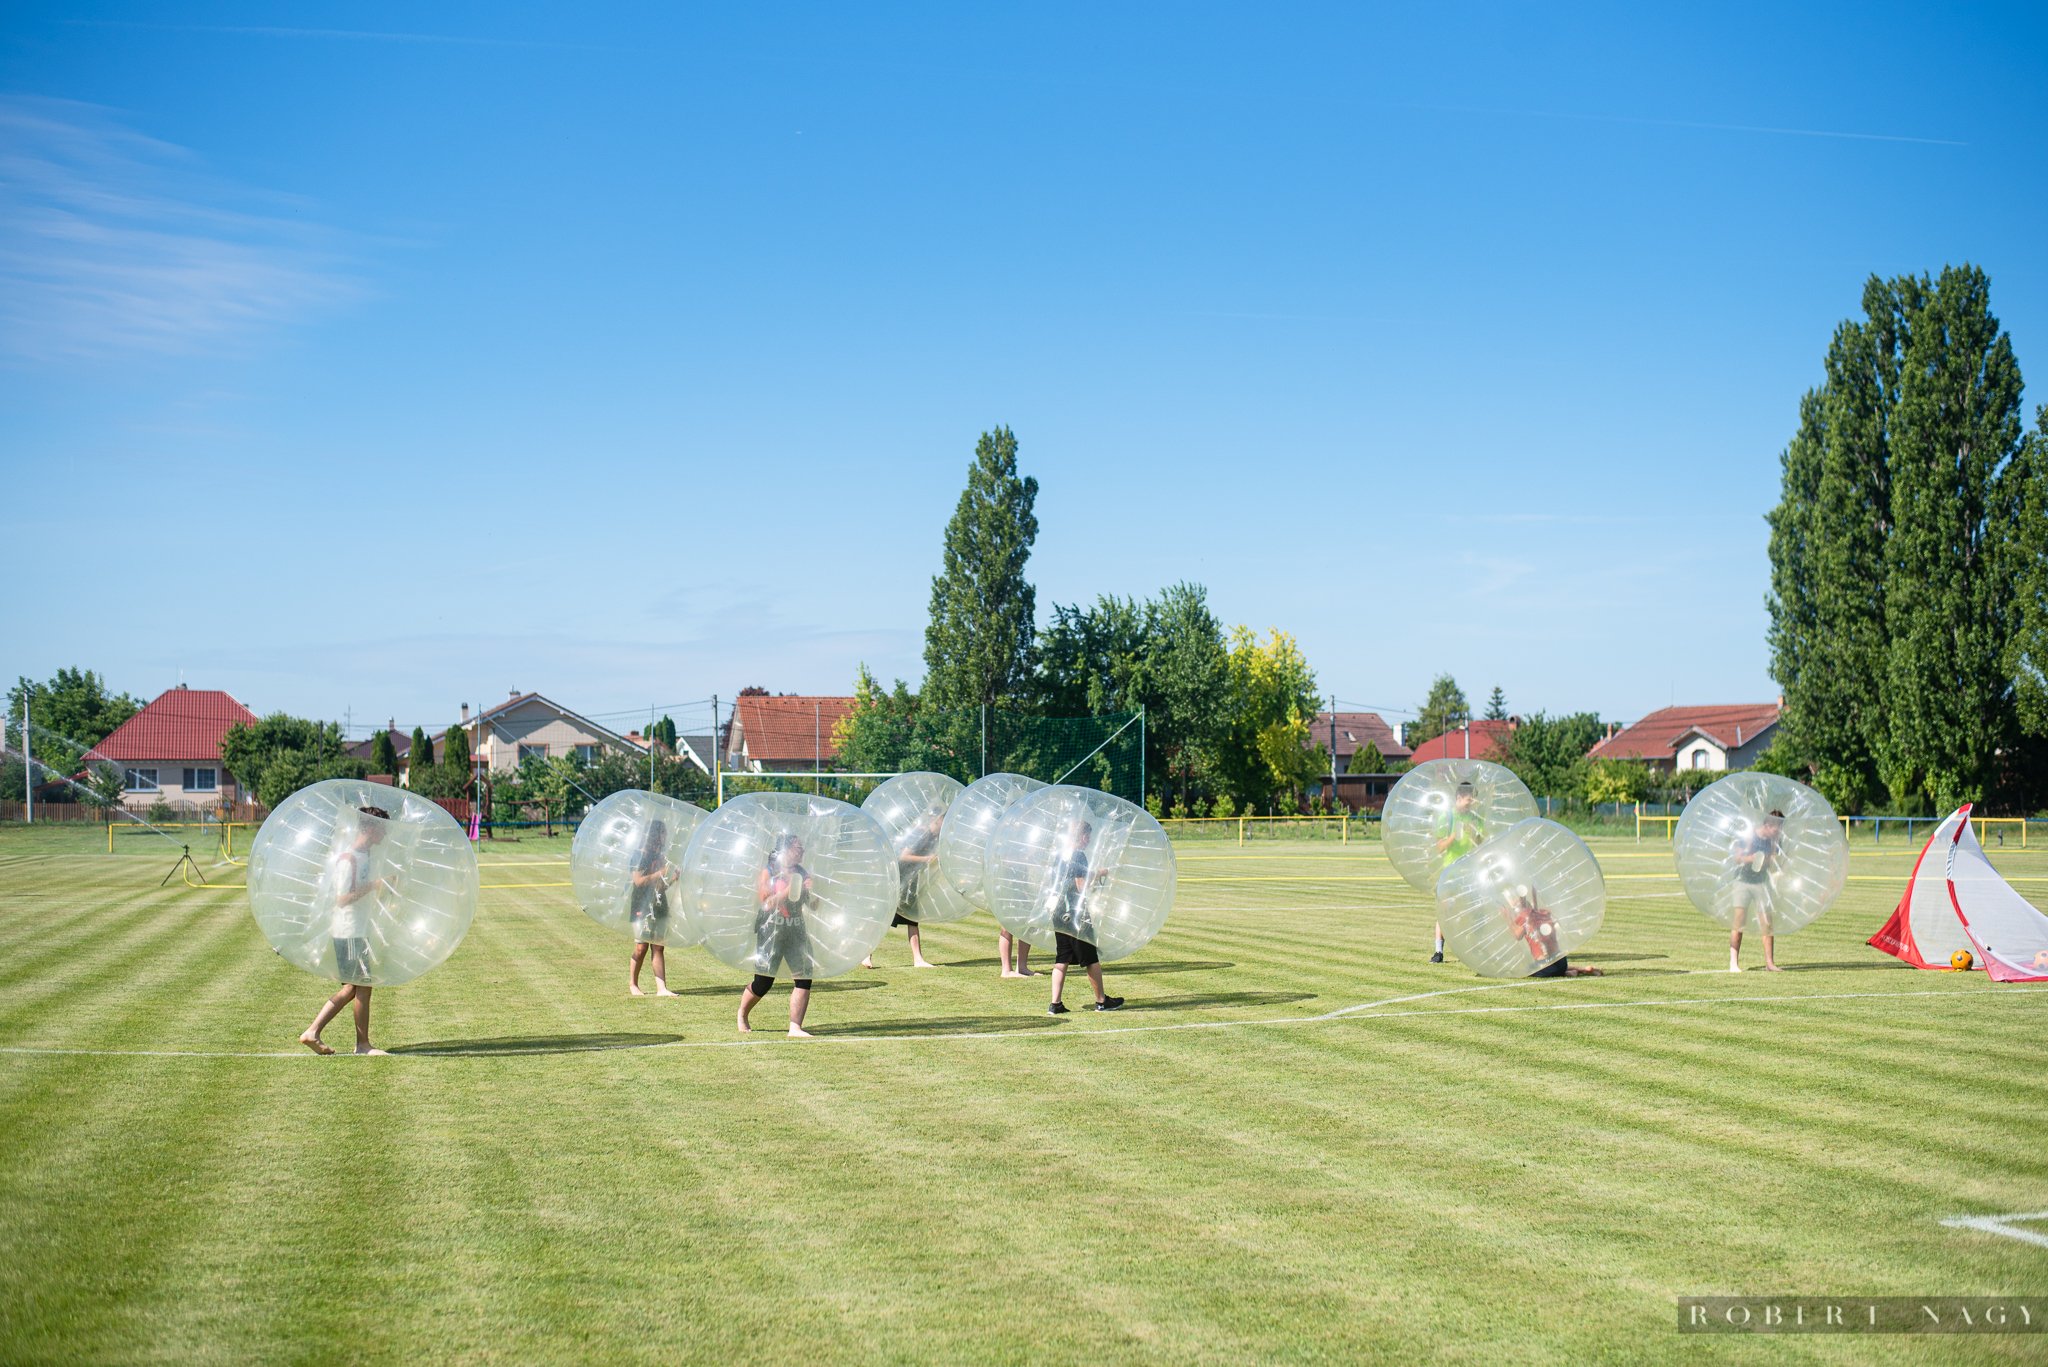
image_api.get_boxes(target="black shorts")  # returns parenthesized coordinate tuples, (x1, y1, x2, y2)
(1054, 931, 1099, 967)
(891, 912, 918, 928)
(1531, 956, 1569, 978)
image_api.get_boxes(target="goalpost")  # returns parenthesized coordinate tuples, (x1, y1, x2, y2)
(714, 770, 903, 807)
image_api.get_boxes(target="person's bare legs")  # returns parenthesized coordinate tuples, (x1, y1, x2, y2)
(1431, 922, 1445, 961)
(909, 924, 935, 968)
(738, 984, 762, 1033)
(1759, 909, 1781, 971)
(1086, 963, 1107, 1004)
(1000, 930, 1018, 977)
(301, 984, 355, 1054)
(630, 942, 649, 995)
(788, 987, 813, 1038)
(1729, 905, 1747, 972)
(652, 945, 677, 995)
(351, 985, 383, 1055)
(1016, 941, 1034, 977)
(1049, 962, 1068, 1006)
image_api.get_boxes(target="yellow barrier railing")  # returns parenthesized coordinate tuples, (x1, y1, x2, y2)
(1636, 813, 1679, 842)
(1639, 809, 2031, 848)
(109, 821, 252, 856)
(1155, 814, 1363, 845)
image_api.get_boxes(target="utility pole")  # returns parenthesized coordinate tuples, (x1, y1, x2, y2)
(711, 695, 720, 776)
(649, 706, 655, 790)
(22, 690, 32, 824)
(1328, 694, 1338, 806)
(980, 704, 988, 778)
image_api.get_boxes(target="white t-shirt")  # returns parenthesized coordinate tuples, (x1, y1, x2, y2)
(327, 845, 373, 939)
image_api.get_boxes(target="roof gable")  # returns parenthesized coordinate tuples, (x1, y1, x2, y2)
(1590, 704, 1781, 760)
(732, 695, 854, 764)
(1405, 718, 1515, 765)
(86, 687, 258, 763)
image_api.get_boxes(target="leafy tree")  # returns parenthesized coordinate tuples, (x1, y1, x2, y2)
(1483, 686, 1507, 722)
(1348, 741, 1386, 775)
(834, 667, 934, 776)
(1410, 675, 1470, 749)
(2005, 407, 2048, 735)
(1145, 582, 1229, 809)
(1496, 712, 1606, 800)
(1582, 758, 1647, 806)
(6, 668, 141, 773)
(221, 714, 352, 801)
(924, 425, 1039, 713)
(85, 761, 126, 814)
(1877, 267, 2025, 809)
(408, 726, 434, 780)
(438, 724, 473, 801)
(369, 731, 399, 777)
(1218, 627, 1320, 809)
(645, 715, 678, 751)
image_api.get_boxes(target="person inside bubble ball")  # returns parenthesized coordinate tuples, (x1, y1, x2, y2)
(866, 812, 940, 971)
(1504, 883, 1603, 978)
(627, 818, 680, 997)
(1726, 809, 1785, 973)
(1047, 819, 1124, 1015)
(1428, 781, 1489, 964)
(999, 926, 1034, 978)
(740, 833, 817, 1037)
(299, 805, 397, 1056)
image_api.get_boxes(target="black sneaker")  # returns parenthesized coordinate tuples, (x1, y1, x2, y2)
(1046, 1001, 1070, 1015)
(1092, 996, 1125, 1012)
(1428, 951, 1444, 964)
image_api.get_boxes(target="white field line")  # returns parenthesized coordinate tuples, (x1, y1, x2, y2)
(2, 980, 2043, 1060)
(1940, 1212, 2048, 1250)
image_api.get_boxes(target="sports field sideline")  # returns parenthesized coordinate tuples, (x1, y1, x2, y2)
(2, 824, 2045, 1363)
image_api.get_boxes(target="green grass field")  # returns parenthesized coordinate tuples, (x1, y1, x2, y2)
(3, 822, 2046, 1363)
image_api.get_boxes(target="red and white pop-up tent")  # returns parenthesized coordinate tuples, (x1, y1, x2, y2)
(1869, 804, 2048, 982)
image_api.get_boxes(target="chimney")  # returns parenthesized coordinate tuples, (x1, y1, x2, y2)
(509, 687, 519, 699)
(460, 703, 470, 724)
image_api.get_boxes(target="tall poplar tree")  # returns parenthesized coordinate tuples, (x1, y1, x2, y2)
(923, 425, 1040, 711)
(2005, 408, 2048, 740)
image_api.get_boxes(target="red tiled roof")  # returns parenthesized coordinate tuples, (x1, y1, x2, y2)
(1588, 704, 1781, 760)
(1406, 719, 1514, 765)
(86, 687, 258, 763)
(732, 695, 854, 764)
(1308, 711, 1412, 763)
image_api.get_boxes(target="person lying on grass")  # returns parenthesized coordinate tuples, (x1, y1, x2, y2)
(627, 817, 680, 997)
(739, 833, 816, 1038)
(866, 811, 940, 970)
(301, 805, 396, 1056)
(1046, 819, 1124, 1015)
(1505, 884, 1603, 979)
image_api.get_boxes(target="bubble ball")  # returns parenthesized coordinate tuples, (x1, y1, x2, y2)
(934, 772, 1047, 913)
(985, 786, 1177, 959)
(1381, 759, 1538, 893)
(677, 792, 898, 981)
(1433, 817, 1605, 977)
(247, 778, 479, 987)
(1672, 772, 1848, 935)
(861, 771, 975, 924)
(569, 789, 710, 946)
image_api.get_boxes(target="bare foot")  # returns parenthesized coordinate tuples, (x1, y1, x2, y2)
(1001, 969, 1024, 978)
(629, 984, 646, 996)
(300, 1033, 334, 1056)
(1729, 962, 1743, 973)
(737, 1013, 752, 1034)
(913, 959, 937, 969)
(1019, 967, 1038, 977)
(1761, 963, 1784, 972)
(787, 1025, 814, 1039)
(354, 1045, 389, 1056)
(861, 959, 877, 970)
(655, 985, 678, 997)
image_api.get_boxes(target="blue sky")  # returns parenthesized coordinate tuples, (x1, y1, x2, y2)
(4, 2, 2044, 743)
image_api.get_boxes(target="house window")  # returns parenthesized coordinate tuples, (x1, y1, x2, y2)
(1690, 749, 1709, 769)
(124, 767, 159, 792)
(518, 743, 548, 765)
(574, 744, 598, 764)
(182, 768, 218, 792)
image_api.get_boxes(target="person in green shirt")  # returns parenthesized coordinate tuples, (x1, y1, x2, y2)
(1428, 782, 1487, 963)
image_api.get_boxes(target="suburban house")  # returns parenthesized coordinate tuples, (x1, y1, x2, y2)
(1308, 710, 1413, 770)
(445, 692, 648, 773)
(1406, 718, 1518, 765)
(676, 733, 719, 774)
(345, 721, 414, 780)
(723, 695, 854, 773)
(86, 685, 258, 811)
(1587, 703, 1782, 772)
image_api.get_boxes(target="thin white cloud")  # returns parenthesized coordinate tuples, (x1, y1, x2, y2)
(0, 97, 357, 361)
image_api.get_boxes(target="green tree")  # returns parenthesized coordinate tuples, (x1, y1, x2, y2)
(1146, 583, 1230, 807)
(1497, 712, 1606, 800)
(645, 715, 678, 751)
(439, 723, 473, 801)
(1347, 741, 1386, 775)
(1874, 268, 2024, 809)
(2005, 407, 2048, 743)
(408, 726, 434, 778)
(221, 714, 352, 800)
(1582, 757, 1647, 806)
(923, 425, 1039, 715)
(7, 668, 141, 773)
(1218, 627, 1321, 809)
(1483, 686, 1507, 722)
(369, 730, 399, 777)
(1410, 675, 1470, 749)
(834, 667, 932, 776)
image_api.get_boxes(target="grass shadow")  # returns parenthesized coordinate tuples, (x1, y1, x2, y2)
(1571, 952, 1668, 963)
(654, 979, 888, 998)
(1781, 961, 1914, 972)
(1104, 960, 1236, 976)
(1117, 991, 1315, 1013)
(393, 1032, 683, 1057)
(810, 1015, 1065, 1038)
(942, 957, 1002, 968)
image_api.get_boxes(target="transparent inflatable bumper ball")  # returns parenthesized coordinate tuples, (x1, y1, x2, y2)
(1434, 817, 1605, 978)
(569, 789, 710, 946)
(678, 792, 897, 981)
(1672, 772, 1848, 935)
(1381, 759, 1538, 893)
(935, 771, 1047, 914)
(986, 785, 1177, 960)
(862, 771, 974, 925)
(247, 778, 479, 987)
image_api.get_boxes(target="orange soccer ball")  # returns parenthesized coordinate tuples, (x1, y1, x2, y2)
(1950, 950, 1974, 972)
